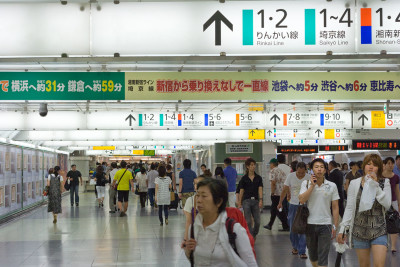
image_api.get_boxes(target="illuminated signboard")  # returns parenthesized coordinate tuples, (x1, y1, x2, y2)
(352, 140, 400, 150)
(319, 145, 349, 152)
(277, 146, 318, 154)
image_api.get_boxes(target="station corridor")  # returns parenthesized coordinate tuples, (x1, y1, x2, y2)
(0, 190, 398, 267)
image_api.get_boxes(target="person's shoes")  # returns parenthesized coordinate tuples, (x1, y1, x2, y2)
(101, 203, 104, 207)
(263, 224, 272, 230)
(53, 218, 57, 224)
(76, 203, 79, 207)
(99, 203, 101, 208)
(160, 222, 163, 226)
(71, 203, 74, 207)
(279, 228, 290, 232)
(299, 254, 308, 259)
(120, 212, 125, 217)
(109, 211, 115, 214)
(115, 207, 118, 211)
(165, 218, 168, 225)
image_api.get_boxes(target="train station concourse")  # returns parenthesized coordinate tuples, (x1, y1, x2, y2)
(0, 0, 400, 266)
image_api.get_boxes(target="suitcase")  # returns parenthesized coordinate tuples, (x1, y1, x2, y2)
(170, 193, 179, 210)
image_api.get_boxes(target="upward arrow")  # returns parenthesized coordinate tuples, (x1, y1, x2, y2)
(267, 130, 272, 136)
(315, 129, 322, 138)
(250, 130, 256, 136)
(125, 114, 136, 126)
(203, 11, 233, 46)
(358, 114, 368, 126)
(270, 114, 281, 126)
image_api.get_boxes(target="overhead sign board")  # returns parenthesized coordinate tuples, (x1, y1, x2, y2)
(319, 145, 349, 152)
(277, 145, 318, 153)
(248, 129, 265, 140)
(354, 111, 400, 129)
(352, 140, 400, 150)
(226, 143, 253, 154)
(266, 111, 352, 128)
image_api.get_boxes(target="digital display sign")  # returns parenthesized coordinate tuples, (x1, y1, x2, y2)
(277, 146, 318, 154)
(352, 140, 400, 150)
(319, 145, 349, 152)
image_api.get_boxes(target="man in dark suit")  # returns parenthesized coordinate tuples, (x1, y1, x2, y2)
(327, 160, 344, 217)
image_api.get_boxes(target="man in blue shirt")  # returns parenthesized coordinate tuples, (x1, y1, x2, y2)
(394, 155, 400, 177)
(178, 159, 197, 207)
(223, 158, 238, 207)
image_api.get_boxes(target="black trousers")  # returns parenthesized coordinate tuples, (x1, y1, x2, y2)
(139, 192, 147, 207)
(268, 195, 289, 229)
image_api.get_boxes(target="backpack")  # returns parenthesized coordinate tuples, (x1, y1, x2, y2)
(225, 207, 256, 258)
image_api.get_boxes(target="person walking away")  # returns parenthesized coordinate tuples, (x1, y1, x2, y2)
(344, 162, 362, 194)
(264, 158, 290, 231)
(277, 162, 310, 259)
(155, 165, 172, 226)
(67, 164, 82, 207)
(94, 165, 107, 208)
(184, 178, 258, 267)
(179, 159, 197, 207)
(111, 160, 134, 217)
(108, 162, 118, 213)
(337, 154, 391, 267)
(136, 167, 148, 208)
(382, 157, 400, 254)
(47, 166, 63, 224)
(166, 164, 176, 192)
(277, 154, 291, 217)
(327, 160, 345, 218)
(238, 158, 263, 240)
(223, 158, 238, 208)
(299, 158, 340, 267)
(147, 163, 159, 208)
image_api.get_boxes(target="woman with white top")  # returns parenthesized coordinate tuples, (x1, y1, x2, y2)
(136, 167, 148, 208)
(47, 166, 63, 224)
(184, 178, 258, 267)
(299, 158, 340, 267)
(337, 154, 391, 267)
(155, 165, 172, 226)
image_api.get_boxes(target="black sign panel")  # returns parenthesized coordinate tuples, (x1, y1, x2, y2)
(319, 145, 349, 152)
(277, 146, 318, 154)
(352, 140, 400, 150)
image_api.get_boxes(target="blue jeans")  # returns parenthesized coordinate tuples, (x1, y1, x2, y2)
(148, 188, 155, 207)
(158, 205, 169, 223)
(243, 199, 261, 238)
(70, 184, 79, 205)
(288, 203, 306, 254)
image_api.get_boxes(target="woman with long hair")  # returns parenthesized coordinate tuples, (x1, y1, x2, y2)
(337, 154, 391, 267)
(47, 166, 63, 224)
(94, 165, 107, 208)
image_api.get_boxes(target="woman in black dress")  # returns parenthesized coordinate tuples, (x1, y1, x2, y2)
(47, 166, 63, 223)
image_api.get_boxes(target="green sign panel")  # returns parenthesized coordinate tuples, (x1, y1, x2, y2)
(144, 150, 155, 156)
(0, 72, 124, 100)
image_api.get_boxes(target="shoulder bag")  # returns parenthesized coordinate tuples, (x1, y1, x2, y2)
(114, 169, 127, 190)
(291, 181, 310, 234)
(378, 179, 400, 234)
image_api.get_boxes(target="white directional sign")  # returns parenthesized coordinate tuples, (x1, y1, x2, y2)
(266, 111, 352, 129)
(353, 111, 400, 129)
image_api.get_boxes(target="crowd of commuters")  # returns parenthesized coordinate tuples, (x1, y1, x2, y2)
(45, 154, 400, 267)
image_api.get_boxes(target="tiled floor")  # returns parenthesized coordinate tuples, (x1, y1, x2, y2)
(0, 189, 399, 267)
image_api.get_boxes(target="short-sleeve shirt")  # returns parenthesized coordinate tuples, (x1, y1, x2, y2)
(155, 177, 172, 205)
(179, 168, 197, 193)
(147, 170, 159, 189)
(387, 174, 400, 202)
(270, 167, 287, 196)
(223, 165, 238, 193)
(238, 173, 263, 201)
(67, 170, 81, 186)
(113, 168, 133, 191)
(284, 172, 311, 204)
(345, 171, 362, 183)
(48, 174, 63, 182)
(299, 179, 339, 225)
(184, 195, 196, 214)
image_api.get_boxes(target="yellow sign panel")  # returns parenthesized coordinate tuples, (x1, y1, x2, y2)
(132, 150, 144, 155)
(324, 104, 335, 111)
(248, 129, 265, 140)
(248, 103, 264, 111)
(371, 111, 386, 128)
(93, 146, 115, 150)
(324, 129, 335, 139)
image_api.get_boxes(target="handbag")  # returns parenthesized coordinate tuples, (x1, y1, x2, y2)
(114, 169, 127, 190)
(386, 206, 400, 234)
(64, 180, 71, 191)
(291, 181, 310, 235)
(43, 186, 49, 196)
(170, 189, 176, 202)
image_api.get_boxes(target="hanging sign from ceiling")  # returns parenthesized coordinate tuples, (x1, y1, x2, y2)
(353, 111, 400, 129)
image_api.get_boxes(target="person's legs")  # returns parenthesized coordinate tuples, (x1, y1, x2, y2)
(305, 224, 318, 267)
(139, 192, 146, 207)
(251, 199, 261, 237)
(117, 190, 124, 214)
(242, 199, 253, 236)
(228, 192, 236, 207)
(288, 204, 298, 251)
(371, 245, 387, 267)
(70, 185, 75, 206)
(283, 196, 289, 217)
(316, 225, 331, 267)
(74, 184, 79, 205)
(355, 249, 371, 267)
(267, 195, 279, 227)
(276, 197, 289, 229)
(158, 205, 163, 224)
(109, 187, 116, 211)
(148, 188, 155, 207)
(164, 205, 169, 219)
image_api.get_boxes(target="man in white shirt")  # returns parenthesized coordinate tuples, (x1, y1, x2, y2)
(108, 162, 119, 213)
(299, 158, 339, 267)
(277, 154, 291, 217)
(147, 163, 159, 208)
(277, 162, 310, 259)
